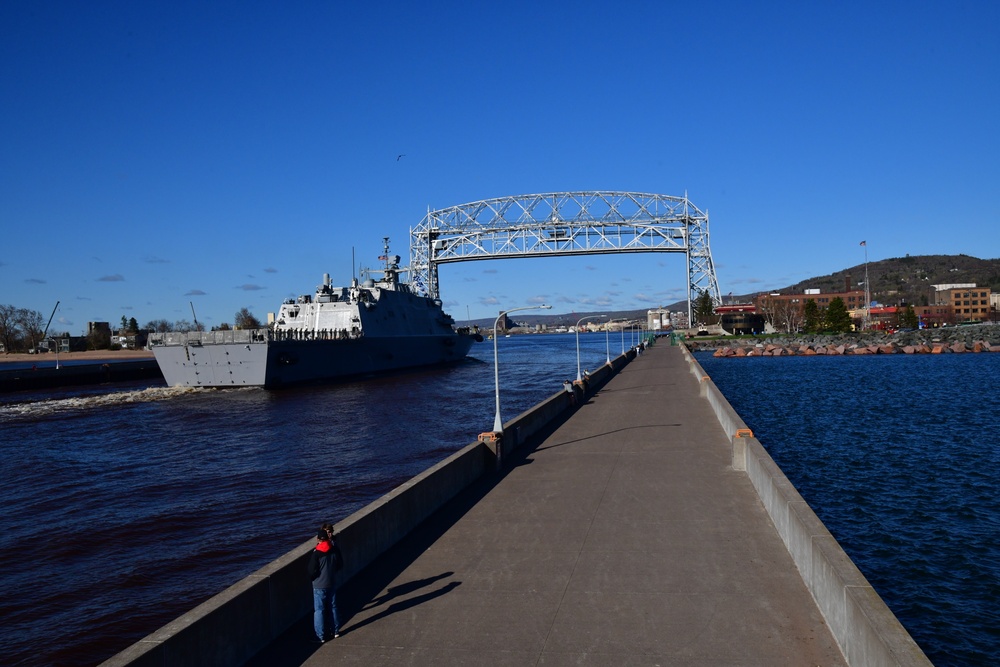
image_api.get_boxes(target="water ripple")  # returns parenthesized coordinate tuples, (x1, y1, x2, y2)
(0, 333, 614, 666)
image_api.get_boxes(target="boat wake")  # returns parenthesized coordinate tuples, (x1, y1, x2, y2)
(0, 386, 219, 422)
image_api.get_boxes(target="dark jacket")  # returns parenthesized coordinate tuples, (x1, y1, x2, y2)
(308, 539, 343, 589)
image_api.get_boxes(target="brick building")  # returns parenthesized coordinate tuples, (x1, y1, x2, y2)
(915, 284, 994, 326)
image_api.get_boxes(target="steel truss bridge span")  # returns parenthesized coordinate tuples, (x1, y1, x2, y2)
(409, 191, 722, 326)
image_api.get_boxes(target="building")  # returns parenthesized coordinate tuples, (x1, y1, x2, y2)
(111, 330, 149, 349)
(715, 304, 765, 335)
(913, 284, 994, 326)
(932, 284, 992, 322)
(867, 306, 899, 331)
(646, 307, 671, 332)
(753, 289, 867, 332)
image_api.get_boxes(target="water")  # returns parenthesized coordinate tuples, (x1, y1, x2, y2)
(697, 351, 1000, 667)
(0, 332, 619, 666)
(3, 339, 995, 665)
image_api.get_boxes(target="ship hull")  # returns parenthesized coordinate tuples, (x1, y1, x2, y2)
(152, 333, 477, 388)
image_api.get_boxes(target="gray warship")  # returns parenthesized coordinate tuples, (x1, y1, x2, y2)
(149, 239, 482, 388)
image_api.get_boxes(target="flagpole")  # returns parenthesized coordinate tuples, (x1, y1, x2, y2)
(862, 240, 870, 330)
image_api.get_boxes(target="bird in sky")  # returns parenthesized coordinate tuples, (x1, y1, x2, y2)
(396, 154, 405, 161)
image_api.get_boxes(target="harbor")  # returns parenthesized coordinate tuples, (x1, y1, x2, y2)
(3, 335, 997, 664)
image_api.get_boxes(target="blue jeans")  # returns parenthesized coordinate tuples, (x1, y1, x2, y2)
(313, 587, 340, 640)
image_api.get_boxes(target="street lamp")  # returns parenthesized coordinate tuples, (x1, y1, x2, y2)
(493, 304, 552, 433)
(575, 314, 608, 382)
(605, 323, 611, 364)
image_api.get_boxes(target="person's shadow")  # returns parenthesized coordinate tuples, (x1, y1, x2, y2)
(347, 577, 461, 633)
(361, 571, 455, 612)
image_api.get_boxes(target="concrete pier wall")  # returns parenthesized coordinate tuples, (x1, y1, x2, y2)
(100, 352, 634, 667)
(0, 360, 162, 392)
(680, 345, 931, 666)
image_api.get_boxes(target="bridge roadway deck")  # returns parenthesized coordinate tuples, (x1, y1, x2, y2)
(253, 343, 846, 666)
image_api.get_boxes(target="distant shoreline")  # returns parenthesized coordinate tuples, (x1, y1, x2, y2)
(0, 349, 154, 367)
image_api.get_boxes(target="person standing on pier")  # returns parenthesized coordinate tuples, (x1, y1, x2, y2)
(308, 523, 343, 642)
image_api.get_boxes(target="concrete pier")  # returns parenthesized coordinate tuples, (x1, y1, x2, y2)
(104, 341, 929, 666)
(0, 359, 162, 392)
(246, 343, 919, 665)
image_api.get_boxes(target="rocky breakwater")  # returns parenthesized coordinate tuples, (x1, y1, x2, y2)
(685, 324, 1000, 358)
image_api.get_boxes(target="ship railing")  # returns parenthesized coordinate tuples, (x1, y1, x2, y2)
(149, 329, 272, 347)
(270, 328, 363, 341)
(149, 328, 367, 347)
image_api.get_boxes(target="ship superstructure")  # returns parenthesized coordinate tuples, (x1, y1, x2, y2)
(150, 239, 480, 388)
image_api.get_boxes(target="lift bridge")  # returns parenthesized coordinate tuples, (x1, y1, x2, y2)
(409, 191, 722, 326)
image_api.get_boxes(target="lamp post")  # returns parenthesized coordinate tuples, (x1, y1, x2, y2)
(493, 305, 552, 433)
(575, 314, 608, 382)
(605, 323, 611, 364)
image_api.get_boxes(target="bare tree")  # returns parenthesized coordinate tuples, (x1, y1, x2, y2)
(172, 319, 197, 332)
(0, 304, 17, 352)
(15, 308, 44, 352)
(144, 319, 173, 333)
(234, 307, 262, 329)
(755, 295, 779, 331)
(779, 301, 805, 333)
(86, 327, 111, 350)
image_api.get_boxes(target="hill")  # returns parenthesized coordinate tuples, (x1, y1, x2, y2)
(777, 254, 1000, 307)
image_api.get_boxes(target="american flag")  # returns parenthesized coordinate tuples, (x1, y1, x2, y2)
(859, 240, 866, 246)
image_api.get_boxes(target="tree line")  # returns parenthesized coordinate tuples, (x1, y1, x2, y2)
(760, 296, 919, 334)
(0, 305, 45, 353)
(693, 290, 920, 335)
(0, 304, 264, 353)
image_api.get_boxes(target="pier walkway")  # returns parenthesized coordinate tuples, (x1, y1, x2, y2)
(252, 342, 845, 665)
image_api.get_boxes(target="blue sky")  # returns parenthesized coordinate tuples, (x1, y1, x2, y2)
(3, 1, 997, 333)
